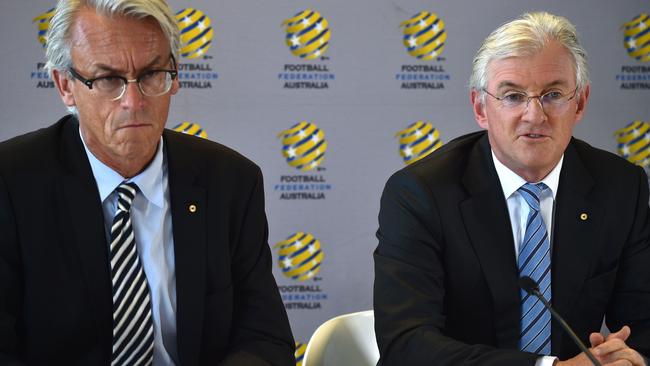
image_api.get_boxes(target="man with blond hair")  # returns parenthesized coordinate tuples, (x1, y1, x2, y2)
(0, 1, 294, 365)
(375, 12, 649, 366)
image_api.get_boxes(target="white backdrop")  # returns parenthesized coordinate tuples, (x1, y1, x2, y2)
(2, 1, 650, 363)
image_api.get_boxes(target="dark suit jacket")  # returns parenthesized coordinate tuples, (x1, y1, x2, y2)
(0, 116, 295, 365)
(374, 131, 650, 365)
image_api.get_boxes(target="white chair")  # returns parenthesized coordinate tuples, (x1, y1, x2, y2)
(302, 310, 379, 366)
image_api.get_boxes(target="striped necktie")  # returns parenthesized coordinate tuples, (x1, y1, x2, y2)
(517, 182, 552, 355)
(110, 182, 154, 366)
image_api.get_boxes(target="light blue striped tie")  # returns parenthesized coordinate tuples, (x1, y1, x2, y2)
(518, 183, 552, 355)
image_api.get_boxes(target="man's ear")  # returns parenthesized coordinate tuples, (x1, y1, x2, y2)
(574, 84, 590, 124)
(471, 89, 489, 129)
(169, 76, 180, 96)
(52, 69, 76, 108)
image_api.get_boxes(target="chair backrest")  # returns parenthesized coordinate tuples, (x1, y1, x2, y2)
(302, 310, 379, 366)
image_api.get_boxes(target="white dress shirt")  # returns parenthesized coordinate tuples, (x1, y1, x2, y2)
(492, 151, 563, 366)
(80, 131, 178, 365)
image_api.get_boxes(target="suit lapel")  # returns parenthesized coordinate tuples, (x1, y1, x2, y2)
(164, 131, 207, 365)
(459, 136, 601, 352)
(59, 120, 211, 361)
(459, 135, 522, 349)
(550, 141, 599, 354)
(59, 117, 113, 346)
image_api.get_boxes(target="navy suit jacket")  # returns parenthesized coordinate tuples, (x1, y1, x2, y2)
(0, 116, 295, 365)
(374, 131, 650, 365)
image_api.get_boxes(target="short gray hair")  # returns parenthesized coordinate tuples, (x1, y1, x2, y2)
(45, 0, 180, 75)
(469, 12, 589, 102)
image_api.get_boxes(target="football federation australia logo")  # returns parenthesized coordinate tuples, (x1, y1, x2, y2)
(396, 121, 443, 165)
(32, 8, 55, 47)
(400, 11, 446, 60)
(295, 341, 306, 366)
(282, 10, 331, 59)
(172, 121, 208, 139)
(623, 13, 650, 62)
(274, 232, 324, 281)
(615, 121, 650, 167)
(278, 121, 327, 171)
(176, 8, 214, 59)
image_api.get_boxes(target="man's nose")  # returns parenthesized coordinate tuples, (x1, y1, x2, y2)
(119, 80, 145, 109)
(523, 96, 547, 122)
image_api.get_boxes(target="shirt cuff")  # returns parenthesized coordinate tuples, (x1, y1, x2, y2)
(536, 356, 559, 366)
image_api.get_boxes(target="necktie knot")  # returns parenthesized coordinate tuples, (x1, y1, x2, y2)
(116, 182, 138, 213)
(518, 182, 547, 212)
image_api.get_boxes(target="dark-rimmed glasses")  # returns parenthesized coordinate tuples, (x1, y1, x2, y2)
(68, 55, 178, 101)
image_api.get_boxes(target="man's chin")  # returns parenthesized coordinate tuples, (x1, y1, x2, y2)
(114, 127, 161, 144)
(113, 139, 159, 158)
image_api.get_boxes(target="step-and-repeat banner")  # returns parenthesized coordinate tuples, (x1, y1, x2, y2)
(2, 1, 650, 363)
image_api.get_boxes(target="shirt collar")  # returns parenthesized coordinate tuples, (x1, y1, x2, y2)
(79, 128, 165, 208)
(491, 150, 562, 200)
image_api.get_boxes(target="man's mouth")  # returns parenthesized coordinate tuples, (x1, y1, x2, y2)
(120, 123, 149, 129)
(520, 132, 549, 139)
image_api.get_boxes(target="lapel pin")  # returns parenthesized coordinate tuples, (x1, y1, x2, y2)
(189, 204, 197, 213)
(579, 213, 588, 221)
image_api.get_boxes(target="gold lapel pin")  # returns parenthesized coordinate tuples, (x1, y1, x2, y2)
(189, 204, 197, 213)
(579, 213, 588, 221)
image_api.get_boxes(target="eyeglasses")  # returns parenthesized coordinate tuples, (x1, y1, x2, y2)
(68, 55, 178, 101)
(482, 86, 579, 115)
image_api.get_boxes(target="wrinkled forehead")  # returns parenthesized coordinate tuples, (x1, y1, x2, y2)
(69, 9, 170, 70)
(485, 42, 577, 89)
(70, 8, 166, 46)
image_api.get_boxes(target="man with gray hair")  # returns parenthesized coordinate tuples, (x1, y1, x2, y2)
(375, 12, 649, 366)
(0, 1, 294, 365)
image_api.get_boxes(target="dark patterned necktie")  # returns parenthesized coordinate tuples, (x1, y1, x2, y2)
(110, 182, 154, 366)
(517, 182, 552, 355)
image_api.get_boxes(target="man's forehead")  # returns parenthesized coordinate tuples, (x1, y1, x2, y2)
(71, 11, 165, 46)
(69, 9, 170, 71)
(486, 49, 576, 89)
(494, 79, 570, 90)
(487, 65, 574, 90)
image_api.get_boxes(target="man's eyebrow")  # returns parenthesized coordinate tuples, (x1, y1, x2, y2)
(496, 81, 523, 90)
(91, 55, 164, 75)
(91, 64, 122, 74)
(495, 79, 570, 90)
(543, 80, 570, 88)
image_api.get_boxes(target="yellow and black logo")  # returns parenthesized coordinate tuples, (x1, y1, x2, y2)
(274, 232, 324, 281)
(32, 8, 55, 47)
(295, 341, 306, 366)
(172, 121, 208, 139)
(176, 8, 214, 59)
(615, 120, 650, 167)
(278, 121, 327, 171)
(282, 10, 331, 60)
(400, 11, 447, 60)
(396, 121, 443, 164)
(623, 13, 650, 62)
